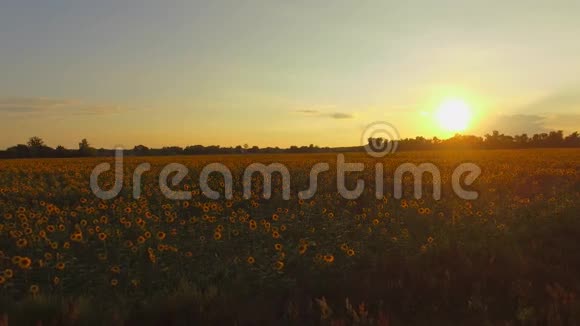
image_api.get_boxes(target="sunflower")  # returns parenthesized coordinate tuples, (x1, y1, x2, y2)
(29, 284, 39, 295)
(16, 238, 28, 248)
(274, 261, 284, 271)
(347, 249, 355, 257)
(19, 257, 32, 269)
(323, 254, 335, 263)
(98, 232, 107, 241)
(247, 256, 255, 264)
(249, 220, 257, 230)
(298, 244, 308, 255)
(70, 233, 82, 242)
(156, 232, 166, 240)
(3, 269, 13, 279)
(56, 262, 65, 271)
(274, 243, 283, 251)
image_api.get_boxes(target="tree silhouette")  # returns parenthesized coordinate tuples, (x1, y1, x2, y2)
(565, 132, 580, 147)
(78, 139, 96, 157)
(27, 136, 45, 149)
(1, 130, 579, 159)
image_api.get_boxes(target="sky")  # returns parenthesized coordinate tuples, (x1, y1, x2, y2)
(1, 0, 579, 149)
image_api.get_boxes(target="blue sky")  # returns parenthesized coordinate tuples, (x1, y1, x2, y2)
(1, 0, 579, 149)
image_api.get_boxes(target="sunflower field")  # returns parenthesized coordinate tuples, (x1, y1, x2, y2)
(0, 149, 579, 325)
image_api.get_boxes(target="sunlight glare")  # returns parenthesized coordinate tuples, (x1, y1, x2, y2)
(436, 98, 472, 133)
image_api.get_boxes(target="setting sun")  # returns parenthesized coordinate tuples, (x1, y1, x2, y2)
(436, 98, 473, 133)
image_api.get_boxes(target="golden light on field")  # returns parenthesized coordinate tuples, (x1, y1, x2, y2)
(435, 98, 473, 133)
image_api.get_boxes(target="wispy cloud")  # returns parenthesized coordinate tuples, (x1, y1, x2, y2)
(476, 87, 580, 135)
(545, 113, 580, 131)
(0, 97, 130, 116)
(478, 113, 580, 135)
(295, 108, 354, 120)
(327, 112, 354, 119)
(480, 114, 548, 135)
(519, 88, 580, 114)
(295, 109, 319, 114)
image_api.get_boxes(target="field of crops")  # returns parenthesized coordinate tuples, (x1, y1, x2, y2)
(0, 149, 579, 325)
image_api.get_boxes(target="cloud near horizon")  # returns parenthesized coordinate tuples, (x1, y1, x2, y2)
(472, 87, 580, 135)
(477, 113, 580, 136)
(295, 109, 319, 114)
(295, 109, 354, 119)
(0, 97, 129, 116)
(518, 88, 580, 114)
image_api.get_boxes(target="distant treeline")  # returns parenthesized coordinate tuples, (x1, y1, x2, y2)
(1, 130, 579, 159)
